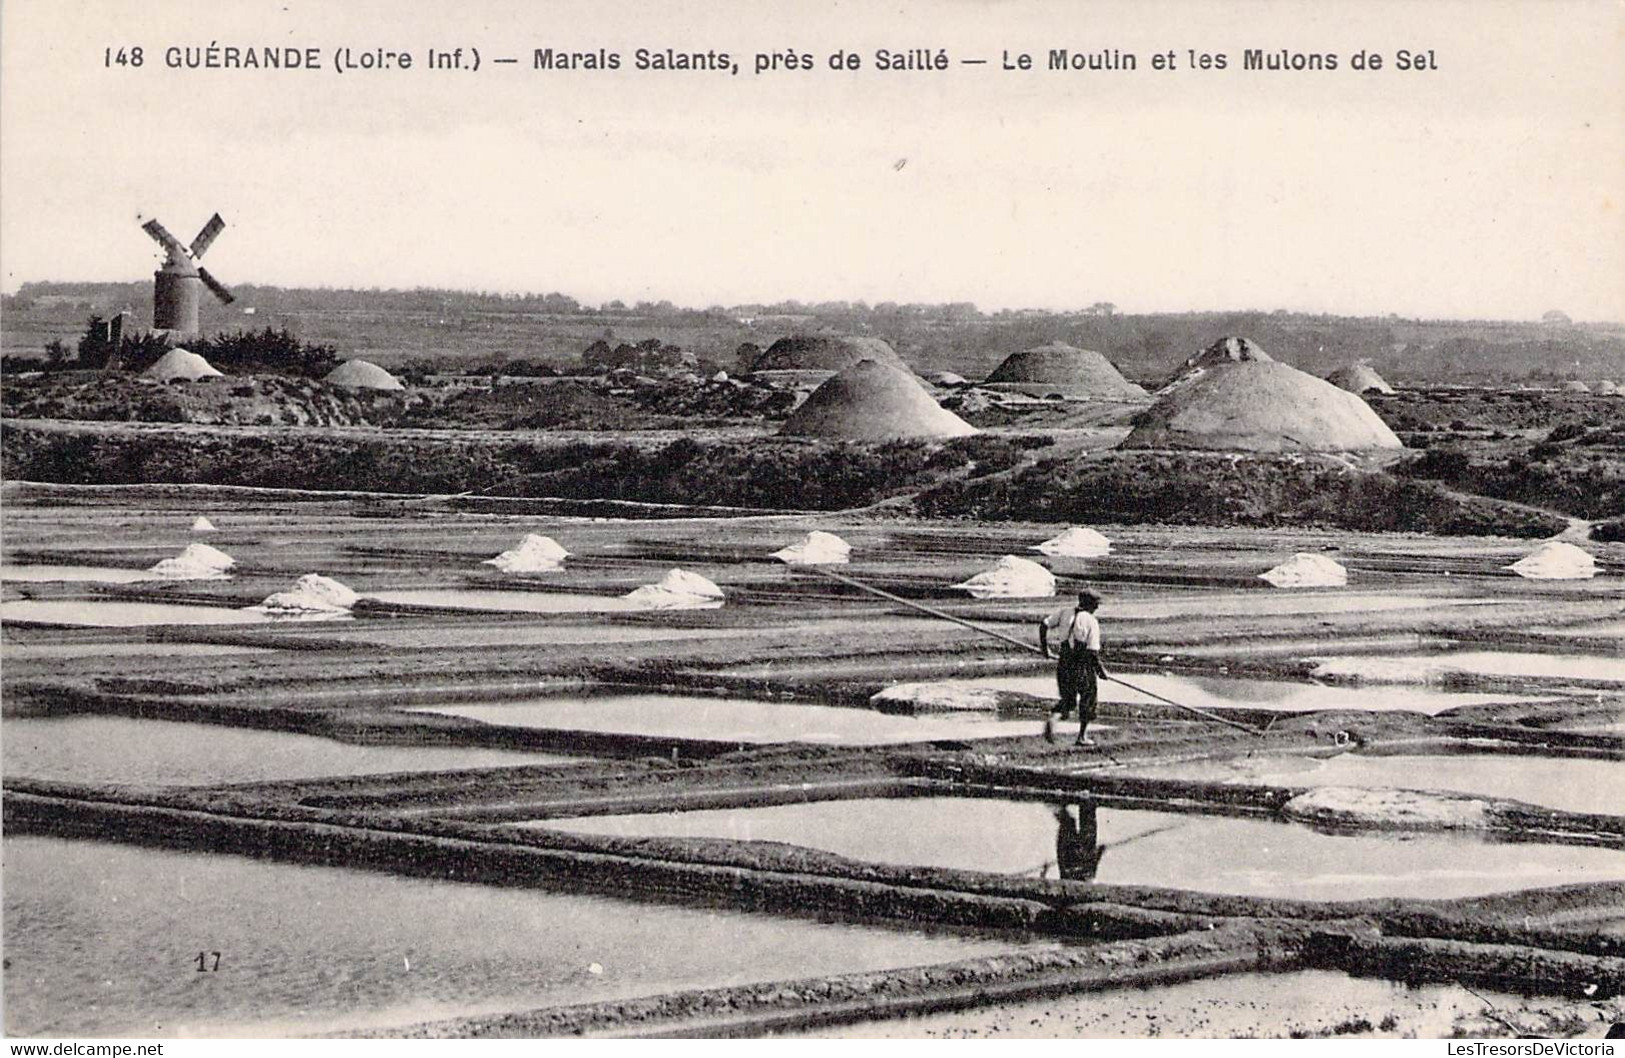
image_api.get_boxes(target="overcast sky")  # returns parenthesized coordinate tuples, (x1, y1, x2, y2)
(2, 0, 1621, 320)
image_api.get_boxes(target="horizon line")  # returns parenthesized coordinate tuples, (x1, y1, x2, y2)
(7, 278, 1620, 329)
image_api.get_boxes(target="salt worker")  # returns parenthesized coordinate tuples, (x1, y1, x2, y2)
(1038, 589, 1110, 747)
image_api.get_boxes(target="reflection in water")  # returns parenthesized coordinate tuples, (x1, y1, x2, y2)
(1053, 803, 1105, 882)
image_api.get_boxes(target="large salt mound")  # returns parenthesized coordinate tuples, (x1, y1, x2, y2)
(1158, 336, 1272, 392)
(623, 568, 725, 610)
(1122, 360, 1404, 453)
(770, 530, 851, 565)
(780, 359, 978, 442)
(485, 534, 570, 573)
(751, 335, 910, 373)
(1508, 540, 1597, 580)
(257, 573, 360, 613)
(326, 359, 405, 390)
(984, 342, 1148, 400)
(1259, 553, 1348, 588)
(953, 555, 1056, 599)
(148, 543, 235, 580)
(1596, 380, 1620, 396)
(1562, 380, 1594, 394)
(145, 348, 223, 381)
(1033, 526, 1112, 558)
(190, 516, 218, 532)
(1325, 362, 1396, 395)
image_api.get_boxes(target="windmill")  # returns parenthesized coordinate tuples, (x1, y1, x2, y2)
(139, 213, 234, 335)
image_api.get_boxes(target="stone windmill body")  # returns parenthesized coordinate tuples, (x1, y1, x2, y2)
(139, 213, 235, 336)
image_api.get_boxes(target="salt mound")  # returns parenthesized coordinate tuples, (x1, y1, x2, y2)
(1596, 380, 1619, 396)
(623, 568, 725, 610)
(1033, 527, 1112, 558)
(770, 530, 852, 566)
(1562, 380, 1593, 394)
(930, 371, 968, 387)
(752, 335, 910, 373)
(780, 359, 978, 442)
(984, 342, 1148, 400)
(1508, 540, 1597, 580)
(148, 542, 235, 580)
(953, 555, 1056, 599)
(257, 573, 360, 613)
(1325, 362, 1395, 395)
(325, 359, 405, 390)
(1259, 553, 1348, 588)
(144, 348, 223, 381)
(1159, 336, 1272, 392)
(485, 534, 571, 573)
(1282, 787, 1493, 831)
(191, 516, 218, 532)
(1122, 360, 1404, 452)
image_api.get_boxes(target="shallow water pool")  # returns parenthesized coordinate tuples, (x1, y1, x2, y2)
(0, 641, 272, 660)
(408, 694, 1058, 746)
(1, 715, 575, 786)
(538, 796, 1625, 901)
(806, 969, 1568, 1039)
(1110, 593, 1496, 621)
(0, 600, 272, 627)
(366, 588, 647, 613)
(1311, 652, 1625, 685)
(1121, 753, 1623, 817)
(959, 672, 1545, 716)
(0, 564, 155, 584)
(2, 835, 1030, 1037)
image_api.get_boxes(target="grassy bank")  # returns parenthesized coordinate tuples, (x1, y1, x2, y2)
(915, 450, 1566, 537)
(0, 419, 1564, 535)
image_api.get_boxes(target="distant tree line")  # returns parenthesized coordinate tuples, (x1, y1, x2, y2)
(12, 317, 341, 378)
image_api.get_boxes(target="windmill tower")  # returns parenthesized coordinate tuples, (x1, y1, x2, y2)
(139, 213, 235, 336)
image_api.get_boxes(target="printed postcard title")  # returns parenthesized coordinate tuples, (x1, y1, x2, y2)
(102, 43, 1440, 76)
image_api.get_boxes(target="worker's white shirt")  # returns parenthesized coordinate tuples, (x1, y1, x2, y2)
(1043, 606, 1101, 650)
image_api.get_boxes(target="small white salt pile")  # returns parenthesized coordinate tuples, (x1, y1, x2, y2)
(148, 543, 235, 580)
(871, 682, 1006, 713)
(256, 573, 360, 614)
(1281, 787, 1494, 831)
(623, 568, 725, 610)
(1032, 526, 1112, 559)
(191, 516, 218, 533)
(953, 555, 1056, 599)
(770, 530, 852, 566)
(1508, 540, 1597, 581)
(1259, 553, 1348, 588)
(485, 534, 570, 573)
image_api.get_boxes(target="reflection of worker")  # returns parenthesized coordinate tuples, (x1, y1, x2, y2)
(1038, 589, 1110, 746)
(1053, 802, 1105, 882)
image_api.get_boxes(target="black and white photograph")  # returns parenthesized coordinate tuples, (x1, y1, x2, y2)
(1, 0, 1622, 1043)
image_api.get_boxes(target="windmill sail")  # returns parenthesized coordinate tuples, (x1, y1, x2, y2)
(197, 267, 235, 305)
(190, 214, 226, 258)
(141, 218, 189, 264)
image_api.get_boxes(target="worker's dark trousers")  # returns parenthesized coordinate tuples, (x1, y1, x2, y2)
(1055, 646, 1099, 722)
